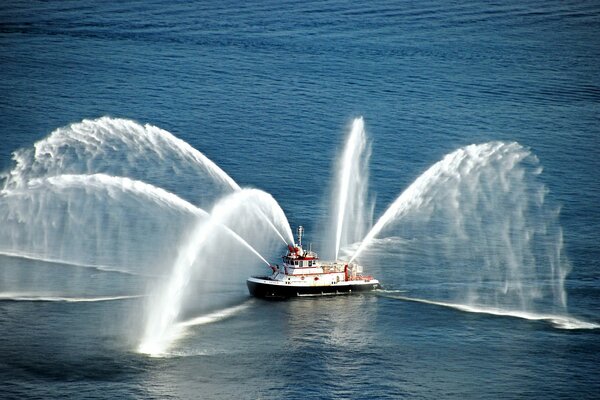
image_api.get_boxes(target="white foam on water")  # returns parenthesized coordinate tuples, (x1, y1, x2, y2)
(178, 300, 253, 328)
(0, 292, 143, 302)
(142, 300, 253, 358)
(381, 294, 599, 330)
(0, 250, 140, 276)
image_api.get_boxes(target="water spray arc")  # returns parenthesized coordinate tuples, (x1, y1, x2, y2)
(2, 117, 239, 206)
(350, 142, 527, 263)
(138, 189, 293, 355)
(0, 117, 296, 356)
(349, 141, 572, 318)
(0, 173, 208, 273)
(1, 116, 594, 359)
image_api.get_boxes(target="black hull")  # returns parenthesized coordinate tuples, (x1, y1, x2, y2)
(247, 277, 381, 299)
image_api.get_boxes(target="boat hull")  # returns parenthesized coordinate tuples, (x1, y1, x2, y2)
(247, 276, 381, 299)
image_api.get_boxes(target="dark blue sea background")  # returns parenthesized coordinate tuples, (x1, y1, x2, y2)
(1, 1, 599, 399)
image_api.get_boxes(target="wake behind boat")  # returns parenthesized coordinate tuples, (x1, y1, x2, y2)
(247, 226, 380, 299)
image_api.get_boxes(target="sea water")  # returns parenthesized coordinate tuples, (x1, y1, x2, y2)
(1, 1, 599, 398)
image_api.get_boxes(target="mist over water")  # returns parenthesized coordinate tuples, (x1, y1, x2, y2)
(1, 114, 593, 360)
(0, 118, 235, 277)
(2, 117, 239, 200)
(352, 141, 573, 320)
(139, 188, 293, 355)
(2, 1, 599, 398)
(0, 117, 296, 355)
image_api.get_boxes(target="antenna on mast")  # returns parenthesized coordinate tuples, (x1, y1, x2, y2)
(297, 226, 304, 247)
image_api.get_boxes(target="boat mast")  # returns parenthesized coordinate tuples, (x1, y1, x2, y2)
(297, 225, 304, 247)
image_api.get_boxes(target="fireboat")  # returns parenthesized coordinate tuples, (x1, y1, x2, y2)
(247, 226, 380, 299)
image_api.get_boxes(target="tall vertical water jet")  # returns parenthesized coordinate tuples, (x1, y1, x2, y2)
(351, 142, 569, 315)
(327, 117, 371, 260)
(138, 188, 293, 355)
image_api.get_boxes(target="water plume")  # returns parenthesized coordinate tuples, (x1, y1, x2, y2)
(0, 173, 206, 275)
(2, 117, 239, 207)
(352, 141, 570, 316)
(138, 188, 292, 355)
(0, 117, 296, 356)
(0, 115, 584, 352)
(0, 116, 243, 279)
(327, 117, 371, 260)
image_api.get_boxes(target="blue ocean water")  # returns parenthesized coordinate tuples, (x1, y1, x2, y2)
(1, 1, 599, 398)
